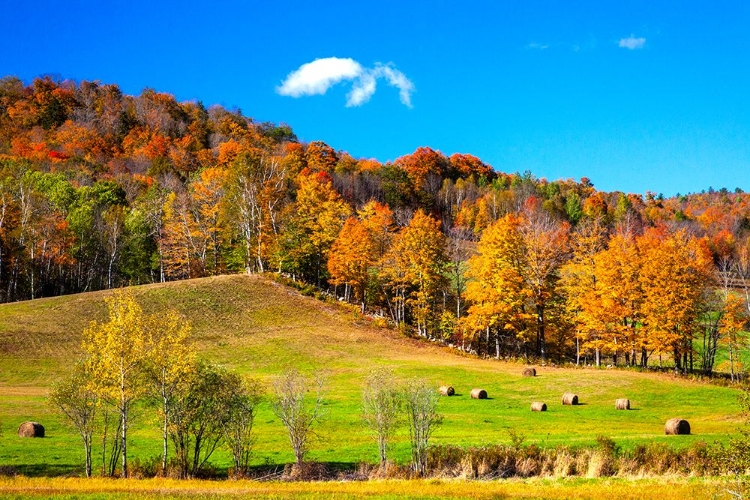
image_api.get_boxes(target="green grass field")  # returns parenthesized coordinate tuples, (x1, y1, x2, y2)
(0, 274, 745, 478)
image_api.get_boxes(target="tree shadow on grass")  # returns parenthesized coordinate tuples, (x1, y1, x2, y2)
(2, 463, 79, 477)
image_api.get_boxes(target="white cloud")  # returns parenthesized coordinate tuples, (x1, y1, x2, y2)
(375, 63, 415, 108)
(526, 42, 549, 50)
(347, 70, 377, 107)
(276, 58, 363, 97)
(277, 57, 414, 107)
(619, 36, 646, 50)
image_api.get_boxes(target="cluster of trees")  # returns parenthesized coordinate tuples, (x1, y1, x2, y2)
(2, 76, 750, 371)
(465, 210, 738, 371)
(52, 292, 444, 478)
(51, 290, 263, 478)
(362, 370, 442, 476)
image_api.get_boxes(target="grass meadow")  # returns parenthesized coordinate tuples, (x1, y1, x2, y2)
(0, 274, 746, 497)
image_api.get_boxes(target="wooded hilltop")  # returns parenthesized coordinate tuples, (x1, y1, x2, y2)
(0, 75, 748, 372)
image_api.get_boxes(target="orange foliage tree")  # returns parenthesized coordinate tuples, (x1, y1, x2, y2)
(382, 210, 447, 336)
(638, 227, 715, 371)
(395, 147, 449, 191)
(328, 217, 375, 311)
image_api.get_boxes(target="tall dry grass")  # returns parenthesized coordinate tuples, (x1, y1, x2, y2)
(425, 438, 728, 480)
(0, 475, 729, 499)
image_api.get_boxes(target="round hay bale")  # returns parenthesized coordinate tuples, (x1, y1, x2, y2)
(561, 392, 579, 405)
(615, 398, 631, 410)
(665, 418, 690, 435)
(18, 422, 44, 438)
(530, 402, 547, 412)
(522, 367, 537, 377)
(438, 385, 455, 396)
(470, 388, 488, 399)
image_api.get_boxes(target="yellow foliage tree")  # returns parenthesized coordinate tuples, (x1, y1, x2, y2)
(594, 232, 643, 366)
(82, 290, 194, 478)
(517, 208, 570, 361)
(559, 218, 608, 365)
(277, 171, 350, 284)
(146, 309, 194, 476)
(464, 214, 531, 358)
(82, 290, 152, 478)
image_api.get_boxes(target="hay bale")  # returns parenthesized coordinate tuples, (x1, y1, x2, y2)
(615, 398, 630, 410)
(522, 367, 537, 377)
(530, 402, 547, 412)
(470, 388, 488, 399)
(18, 422, 44, 438)
(665, 418, 690, 435)
(438, 385, 455, 396)
(561, 392, 579, 405)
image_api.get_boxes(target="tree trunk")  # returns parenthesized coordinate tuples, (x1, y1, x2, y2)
(84, 437, 92, 478)
(120, 405, 127, 478)
(120, 368, 128, 478)
(537, 302, 546, 362)
(485, 327, 490, 359)
(162, 393, 169, 476)
(101, 408, 108, 476)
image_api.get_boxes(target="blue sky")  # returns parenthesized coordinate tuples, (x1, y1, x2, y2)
(2, 0, 749, 196)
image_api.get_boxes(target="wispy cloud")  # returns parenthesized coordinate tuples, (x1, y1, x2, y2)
(277, 57, 415, 107)
(619, 35, 646, 50)
(526, 42, 549, 50)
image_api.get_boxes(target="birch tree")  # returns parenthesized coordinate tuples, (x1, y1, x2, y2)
(146, 309, 194, 476)
(82, 289, 151, 478)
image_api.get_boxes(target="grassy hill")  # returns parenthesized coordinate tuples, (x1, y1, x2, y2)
(0, 274, 744, 476)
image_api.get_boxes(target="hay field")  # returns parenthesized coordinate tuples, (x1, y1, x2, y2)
(0, 274, 743, 476)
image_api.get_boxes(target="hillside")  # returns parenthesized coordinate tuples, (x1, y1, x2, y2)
(0, 274, 744, 475)
(1, 77, 749, 371)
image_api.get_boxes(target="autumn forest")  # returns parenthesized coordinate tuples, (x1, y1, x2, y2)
(1, 75, 749, 373)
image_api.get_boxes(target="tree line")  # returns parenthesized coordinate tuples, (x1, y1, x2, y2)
(1, 76, 750, 371)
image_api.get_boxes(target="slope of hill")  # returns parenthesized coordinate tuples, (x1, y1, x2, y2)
(0, 274, 743, 475)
